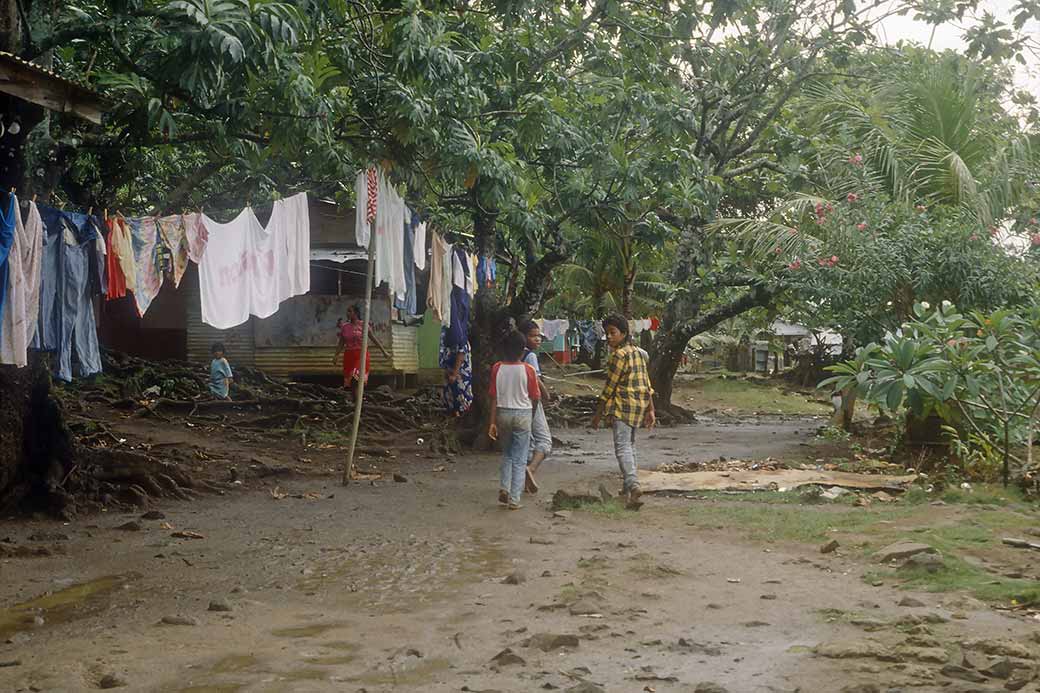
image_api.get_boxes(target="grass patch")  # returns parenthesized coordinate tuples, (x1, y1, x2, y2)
(678, 377, 828, 415)
(628, 553, 684, 578)
(866, 558, 1040, 606)
(686, 502, 910, 542)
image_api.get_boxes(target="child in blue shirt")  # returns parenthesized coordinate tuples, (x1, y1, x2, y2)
(209, 342, 233, 400)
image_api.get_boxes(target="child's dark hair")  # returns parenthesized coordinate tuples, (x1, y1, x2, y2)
(501, 330, 527, 361)
(211, 341, 226, 355)
(518, 319, 539, 335)
(602, 314, 629, 341)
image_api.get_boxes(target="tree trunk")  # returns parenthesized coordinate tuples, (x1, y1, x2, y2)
(649, 282, 780, 410)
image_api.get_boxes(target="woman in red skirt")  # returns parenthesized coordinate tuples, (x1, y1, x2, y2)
(334, 304, 388, 401)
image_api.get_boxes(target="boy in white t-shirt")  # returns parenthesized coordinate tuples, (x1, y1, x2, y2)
(488, 330, 541, 510)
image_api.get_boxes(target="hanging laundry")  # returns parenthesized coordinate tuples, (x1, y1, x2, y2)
(198, 192, 310, 330)
(477, 255, 496, 288)
(373, 175, 406, 299)
(268, 192, 310, 299)
(354, 167, 376, 249)
(467, 253, 477, 298)
(0, 194, 16, 343)
(440, 238, 454, 326)
(427, 232, 451, 325)
(108, 216, 137, 293)
(1, 199, 42, 366)
(183, 212, 207, 263)
(61, 211, 106, 299)
(452, 247, 466, 291)
(394, 210, 418, 316)
(413, 217, 427, 271)
(104, 216, 127, 300)
(33, 204, 103, 381)
(650, 316, 661, 331)
(541, 319, 569, 341)
(129, 217, 164, 317)
(157, 214, 191, 288)
(446, 283, 470, 351)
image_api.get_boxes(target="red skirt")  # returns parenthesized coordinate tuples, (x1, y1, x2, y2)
(343, 347, 371, 386)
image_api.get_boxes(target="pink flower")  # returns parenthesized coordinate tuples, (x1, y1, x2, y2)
(969, 234, 979, 241)
(831, 255, 839, 264)
(848, 153, 863, 166)
(1031, 233, 1040, 247)
(788, 260, 802, 270)
(846, 193, 859, 203)
(826, 203, 834, 213)
(1031, 218, 1038, 225)
(773, 246, 783, 254)
(856, 222, 867, 231)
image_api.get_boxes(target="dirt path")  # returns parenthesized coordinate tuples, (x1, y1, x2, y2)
(2, 416, 1038, 692)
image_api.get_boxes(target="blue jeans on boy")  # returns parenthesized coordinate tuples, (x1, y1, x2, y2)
(613, 420, 639, 493)
(497, 407, 532, 504)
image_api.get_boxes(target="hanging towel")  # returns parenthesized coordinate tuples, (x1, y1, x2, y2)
(373, 175, 406, 299)
(0, 197, 42, 366)
(354, 168, 373, 249)
(198, 192, 310, 330)
(183, 212, 208, 263)
(467, 253, 477, 297)
(452, 247, 466, 291)
(413, 219, 427, 270)
(269, 192, 311, 299)
(109, 216, 137, 293)
(129, 217, 164, 317)
(157, 215, 191, 288)
(104, 217, 127, 300)
(428, 232, 451, 325)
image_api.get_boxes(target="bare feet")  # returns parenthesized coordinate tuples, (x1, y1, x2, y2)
(525, 467, 539, 494)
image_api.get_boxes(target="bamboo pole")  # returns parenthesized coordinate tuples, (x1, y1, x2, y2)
(343, 240, 375, 485)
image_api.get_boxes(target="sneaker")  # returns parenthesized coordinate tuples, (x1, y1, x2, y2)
(508, 502, 523, 510)
(498, 489, 509, 506)
(525, 467, 539, 494)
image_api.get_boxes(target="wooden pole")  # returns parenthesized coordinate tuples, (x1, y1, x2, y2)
(343, 240, 375, 485)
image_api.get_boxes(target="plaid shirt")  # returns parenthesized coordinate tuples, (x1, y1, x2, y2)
(599, 343, 653, 428)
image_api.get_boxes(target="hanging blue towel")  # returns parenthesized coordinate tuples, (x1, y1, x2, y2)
(0, 194, 17, 343)
(394, 209, 419, 316)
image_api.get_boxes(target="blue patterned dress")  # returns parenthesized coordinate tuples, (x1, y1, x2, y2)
(439, 333, 473, 416)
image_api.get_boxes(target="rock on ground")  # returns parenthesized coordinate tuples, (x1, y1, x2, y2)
(875, 542, 938, 563)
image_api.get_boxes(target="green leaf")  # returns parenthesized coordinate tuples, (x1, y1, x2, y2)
(886, 382, 904, 411)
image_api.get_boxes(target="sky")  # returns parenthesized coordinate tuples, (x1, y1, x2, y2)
(872, 0, 1040, 93)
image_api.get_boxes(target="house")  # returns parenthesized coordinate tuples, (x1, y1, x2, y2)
(98, 198, 420, 384)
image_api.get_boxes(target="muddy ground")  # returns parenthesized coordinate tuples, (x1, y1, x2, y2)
(2, 404, 1040, 692)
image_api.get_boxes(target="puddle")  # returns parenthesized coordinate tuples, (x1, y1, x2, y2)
(210, 654, 261, 674)
(0, 573, 139, 639)
(271, 622, 347, 638)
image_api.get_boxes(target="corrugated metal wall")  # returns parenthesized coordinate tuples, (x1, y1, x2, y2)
(183, 266, 256, 367)
(391, 323, 419, 373)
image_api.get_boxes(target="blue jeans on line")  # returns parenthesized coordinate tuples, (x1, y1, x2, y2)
(497, 407, 532, 504)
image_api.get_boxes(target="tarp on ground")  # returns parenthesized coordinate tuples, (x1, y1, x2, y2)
(638, 469, 917, 493)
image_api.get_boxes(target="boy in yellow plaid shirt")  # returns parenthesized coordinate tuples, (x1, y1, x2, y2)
(591, 314, 656, 505)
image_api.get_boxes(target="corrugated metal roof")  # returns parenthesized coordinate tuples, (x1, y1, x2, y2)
(0, 51, 102, 98)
